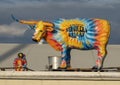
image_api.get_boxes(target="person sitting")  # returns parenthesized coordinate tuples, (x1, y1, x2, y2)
(13, 52, 27, 71)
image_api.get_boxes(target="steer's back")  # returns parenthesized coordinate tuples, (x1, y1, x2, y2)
(53, 18, 110, 49)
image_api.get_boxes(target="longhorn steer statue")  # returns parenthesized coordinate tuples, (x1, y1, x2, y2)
(12, 16, 110, 71)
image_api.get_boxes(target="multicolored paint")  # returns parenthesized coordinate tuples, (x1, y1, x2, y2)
(13, 16, 110, 70)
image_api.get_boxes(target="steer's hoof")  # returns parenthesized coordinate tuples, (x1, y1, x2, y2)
(58, 67, 67, 69)
(92, 66, 101, 72)
(59, 60, 67, 68)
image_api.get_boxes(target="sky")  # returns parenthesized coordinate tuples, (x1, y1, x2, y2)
(0, 0, 120, 44)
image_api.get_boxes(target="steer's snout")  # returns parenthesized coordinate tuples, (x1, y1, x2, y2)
(32, 38, 38, 42)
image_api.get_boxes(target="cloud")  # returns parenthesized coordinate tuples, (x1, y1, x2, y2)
(1, 0, 120, 8)
(0, 0, 14, 4)
(109, 21, 120, 44)
(0, 0, 120, 44)
(0, 22, 35, 43)
(0, 22, 27, 36)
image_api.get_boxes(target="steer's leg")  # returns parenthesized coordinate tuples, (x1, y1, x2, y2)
(60, 48, 71, 69)
(93, 45, 107, 71)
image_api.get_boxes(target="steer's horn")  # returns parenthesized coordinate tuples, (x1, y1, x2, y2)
(19, 20, 38, 25)
(11, 14, 38, 25)
(11, 14, 19, 22)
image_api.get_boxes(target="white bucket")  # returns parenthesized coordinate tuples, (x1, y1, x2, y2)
(48, 56, 61, 69)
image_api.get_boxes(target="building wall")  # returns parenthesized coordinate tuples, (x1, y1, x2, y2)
(0, 44, 120, 71)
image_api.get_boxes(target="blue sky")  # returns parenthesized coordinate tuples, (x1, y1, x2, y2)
(0, 0, 120, 44)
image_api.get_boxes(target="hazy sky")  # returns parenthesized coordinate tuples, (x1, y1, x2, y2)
(0, 0, 120, 44)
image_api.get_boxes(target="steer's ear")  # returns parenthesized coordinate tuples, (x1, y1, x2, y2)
(44, 22, 54, 32)
(44, 22, 54, 27)
(46, 27, 54, 32)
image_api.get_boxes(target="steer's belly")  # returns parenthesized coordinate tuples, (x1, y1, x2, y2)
(67, 38, 95, 50)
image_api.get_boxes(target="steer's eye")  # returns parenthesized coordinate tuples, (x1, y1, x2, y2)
(39, 30, 43, 32)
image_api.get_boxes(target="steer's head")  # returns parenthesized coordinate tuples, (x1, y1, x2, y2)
(32, 21, 46, 42)
(32, 21, 54, 42)
(11, 15, 54, 43)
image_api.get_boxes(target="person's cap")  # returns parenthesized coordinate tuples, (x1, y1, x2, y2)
(18, 53, 24, 57)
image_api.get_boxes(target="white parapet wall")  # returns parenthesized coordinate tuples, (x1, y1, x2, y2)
(0, 71, 120, 85)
